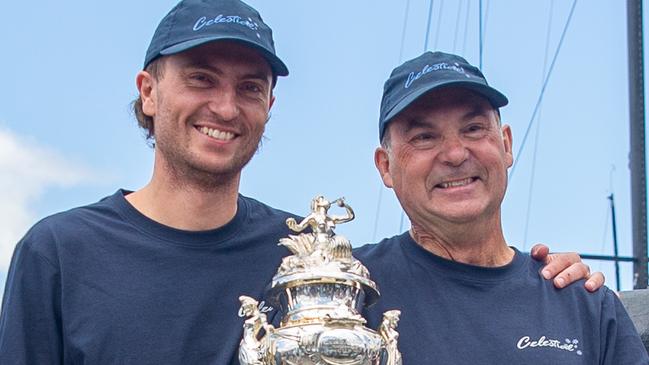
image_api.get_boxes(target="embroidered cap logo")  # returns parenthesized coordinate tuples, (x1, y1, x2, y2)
(193, 14, 260, 32)
(404, 62, 470, 89)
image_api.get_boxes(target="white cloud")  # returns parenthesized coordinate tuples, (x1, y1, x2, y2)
(0, 127, 94, 273)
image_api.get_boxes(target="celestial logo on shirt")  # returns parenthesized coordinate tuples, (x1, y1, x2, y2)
(516, 335, 583, 356)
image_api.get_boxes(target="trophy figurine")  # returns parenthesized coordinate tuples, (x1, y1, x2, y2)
(238, 196, 402, 365)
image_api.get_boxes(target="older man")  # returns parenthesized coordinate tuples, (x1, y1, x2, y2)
(357, 51, 649, 364)
(0, 1, 602, 364)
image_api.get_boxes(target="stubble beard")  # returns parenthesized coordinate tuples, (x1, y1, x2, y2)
(154, 116, 265, 193)
(164, 134, 263, 193)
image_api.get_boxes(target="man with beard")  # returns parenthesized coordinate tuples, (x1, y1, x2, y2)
(0, 1, 602, 364)
(357, 51, 648, 364)
(0, 1, 292, 363)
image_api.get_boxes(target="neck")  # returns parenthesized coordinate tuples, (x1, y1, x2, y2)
(409, 214, 513, 267)
(126, 159, 241, 231)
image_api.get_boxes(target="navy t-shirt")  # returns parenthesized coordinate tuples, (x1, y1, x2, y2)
(3, 192, 647, 364)
(355, 232, 649, 364)
(0, 190, 294, 365)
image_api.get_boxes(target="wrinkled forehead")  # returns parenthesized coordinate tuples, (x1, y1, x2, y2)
(399, 86, 496, 118)
(384, 87, 501, 139)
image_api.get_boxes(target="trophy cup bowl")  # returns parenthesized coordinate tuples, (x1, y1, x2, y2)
(238, 196, 402, 365)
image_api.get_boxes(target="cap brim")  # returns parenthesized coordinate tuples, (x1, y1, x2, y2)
(384, 80, 509, 123)
(160, 36, 289, 76)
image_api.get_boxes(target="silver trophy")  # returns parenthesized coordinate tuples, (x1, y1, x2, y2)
(238, 196, 402, 365)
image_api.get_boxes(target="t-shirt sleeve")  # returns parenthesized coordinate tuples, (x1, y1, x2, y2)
(600, 287, 649, 364)
(0, 226, 63, 364)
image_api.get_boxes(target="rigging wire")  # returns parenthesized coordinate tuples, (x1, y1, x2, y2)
(399, 210, 406, 233)
(398, 0, 412, 63)
(372, 186, 384, 242)
(399, 211, 407, 233)
(452, 0, 464, 53)
(522, 0, 555, 249)
(598, 200, 611, 272)
(373, 0, 412, 242)
(399, 208, 406, 233)
(483, 0, 491, 41)
(508, 0, 578, 181)
(521, 109, 544, 249)
(479, 0, 483, 68)
(461, 0, 471, 55)
(424, 0, 435, 51)
(597, 165, 616, 271)
(481, 0, 491, 66)
(433, 0, 444, 49)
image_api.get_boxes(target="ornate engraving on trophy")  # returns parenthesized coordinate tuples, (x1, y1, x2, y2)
(238, 196, 402, 365)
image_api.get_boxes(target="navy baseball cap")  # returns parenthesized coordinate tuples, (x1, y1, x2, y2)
(378, 51, 508, 141)
(144, 0, 289, 77)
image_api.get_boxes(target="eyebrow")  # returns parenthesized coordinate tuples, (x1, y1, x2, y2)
(182, 59, 218, 71)
(399, 104, 493, 133)
(461, 105, 492, 121)
(241, 71, 272, 84)
(402, 118, 434, 133)
(184, 61, 271, 85)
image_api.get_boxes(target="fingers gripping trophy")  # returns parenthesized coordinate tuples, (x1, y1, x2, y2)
(238, 196, 402, 365)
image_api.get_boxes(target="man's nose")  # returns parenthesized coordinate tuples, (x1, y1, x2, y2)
(207, 88, 240, 122)
(438, 135, 469, 166)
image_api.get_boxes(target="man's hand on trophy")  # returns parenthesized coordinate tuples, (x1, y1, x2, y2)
(530, 243, 605, 292)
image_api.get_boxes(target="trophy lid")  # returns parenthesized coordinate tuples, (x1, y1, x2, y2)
(267, 263, 380, 307)
(267, 196, 380, 307)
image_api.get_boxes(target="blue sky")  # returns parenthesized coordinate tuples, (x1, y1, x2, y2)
(0, 0, 647, 292)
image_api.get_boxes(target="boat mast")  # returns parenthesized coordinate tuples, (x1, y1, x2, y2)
(627, 0, 648, 289)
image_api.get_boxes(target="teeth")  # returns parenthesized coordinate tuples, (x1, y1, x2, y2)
(439, 177, 474, 188)
(199, 126, 235, 141)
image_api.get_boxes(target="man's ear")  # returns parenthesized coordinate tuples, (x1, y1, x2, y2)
(136, 71, 156, 117)
(501, 124, 513, 167)
(266, 94, 275, 124)
(374, 147, 394, 188)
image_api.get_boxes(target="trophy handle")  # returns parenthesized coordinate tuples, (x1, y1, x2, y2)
(379, 310, 403, 365)
(238, 296, 271, 365)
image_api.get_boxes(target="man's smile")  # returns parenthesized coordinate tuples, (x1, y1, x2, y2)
(434, 176, 479, 189)
(197, 125, 236, 141)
